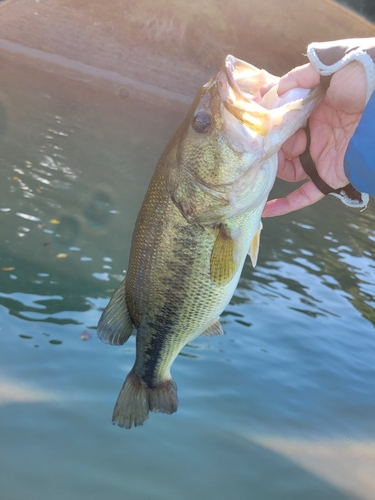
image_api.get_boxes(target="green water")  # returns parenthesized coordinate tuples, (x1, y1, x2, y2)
(1, 55, 375, 500)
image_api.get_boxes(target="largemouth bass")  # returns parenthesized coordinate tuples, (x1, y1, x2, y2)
(98, 55, 323, 428)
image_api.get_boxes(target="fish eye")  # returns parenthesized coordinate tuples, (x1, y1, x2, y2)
(192, 112, 212, 133)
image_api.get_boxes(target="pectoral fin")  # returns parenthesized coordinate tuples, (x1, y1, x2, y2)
(200, 318, 224, 336)
(210, 224, 242, 285)
(97, 279, 134, 345)
(248, 222, 262, 267)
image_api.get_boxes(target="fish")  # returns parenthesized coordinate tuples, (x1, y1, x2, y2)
(97, 55, 323, 428)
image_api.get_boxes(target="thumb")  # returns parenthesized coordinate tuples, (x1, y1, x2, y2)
(278, 63, 321, 96)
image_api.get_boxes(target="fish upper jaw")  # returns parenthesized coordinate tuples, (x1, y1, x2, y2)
(217, 54, 324, 148)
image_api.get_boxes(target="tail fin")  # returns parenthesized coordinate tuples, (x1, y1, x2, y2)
(112, 370, 178, 429)
(148, 378, 178, 415)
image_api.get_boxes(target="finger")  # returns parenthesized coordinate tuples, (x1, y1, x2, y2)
(260, 82, 276, 97)
(262, 180, 325, 217)
(277, 156, 309, 183)
(281, 128, 307, 159)
(277, 63, 321, 95)
(275, 130, 309, 183)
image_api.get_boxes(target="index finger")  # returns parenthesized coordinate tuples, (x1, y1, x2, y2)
(277, 63, 321, 95)
(262, 180, 325, 217)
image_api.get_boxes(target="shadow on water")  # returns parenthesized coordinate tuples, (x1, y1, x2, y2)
(0, 1, 375, 499)
(0, 399, 358, 500)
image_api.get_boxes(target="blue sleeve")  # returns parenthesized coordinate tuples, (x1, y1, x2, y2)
(344, 91, 375, 195)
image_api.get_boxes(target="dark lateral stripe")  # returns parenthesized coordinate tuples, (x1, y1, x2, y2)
(140, 226, 198, 386)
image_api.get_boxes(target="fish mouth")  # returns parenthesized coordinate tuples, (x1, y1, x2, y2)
(217, 55, 322, 136)
(221, 54, 277, 104)
(217, 55, 277, 135)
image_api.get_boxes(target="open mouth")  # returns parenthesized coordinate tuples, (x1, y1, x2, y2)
(217, 55, 278, 135)
(223, 55, 277, 103)
(217, 55, 321, 135)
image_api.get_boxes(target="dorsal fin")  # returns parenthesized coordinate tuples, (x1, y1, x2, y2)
(97, 279, 134, 345)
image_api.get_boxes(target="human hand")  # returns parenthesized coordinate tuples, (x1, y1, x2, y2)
(263, 61, 367, 217)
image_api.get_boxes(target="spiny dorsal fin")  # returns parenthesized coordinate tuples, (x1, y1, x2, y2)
(210, 224, 242, 285)
(97, 279, 134, 345)
(200, 318, 224, 336)
(248, 221, 262, 267)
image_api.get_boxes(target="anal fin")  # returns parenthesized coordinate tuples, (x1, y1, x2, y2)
(97, 278, 134, 345)
(200, 318, 224, 336)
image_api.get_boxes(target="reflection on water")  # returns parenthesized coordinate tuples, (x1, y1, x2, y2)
(1, 8, 375, 500)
